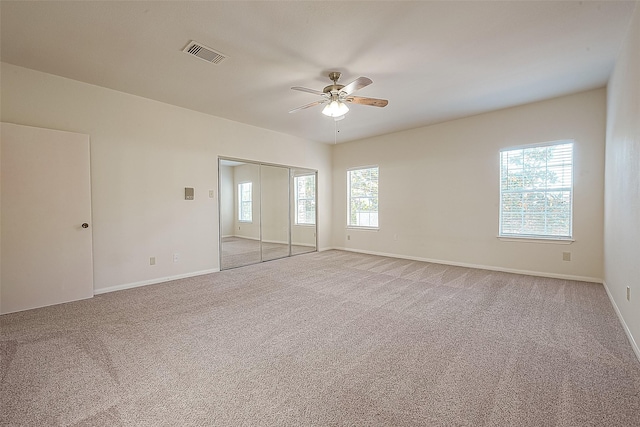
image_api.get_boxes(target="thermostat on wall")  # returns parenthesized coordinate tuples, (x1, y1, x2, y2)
(185, 187, 194, 200)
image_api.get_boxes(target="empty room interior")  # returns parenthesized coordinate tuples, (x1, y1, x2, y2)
(1, 1, 639, 426)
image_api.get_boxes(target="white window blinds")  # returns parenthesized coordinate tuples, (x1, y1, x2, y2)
(238, 182, 252, 222)
(295, 174, 316, 225)
(348, 167, 379, 228)
(500, 142, 573, 239)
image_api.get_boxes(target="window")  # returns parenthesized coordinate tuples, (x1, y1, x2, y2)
(294, 174, 316, 225)
(238, 182, 252, 222)
(348, 166, 379, 228)
(499, 141, 573, 239)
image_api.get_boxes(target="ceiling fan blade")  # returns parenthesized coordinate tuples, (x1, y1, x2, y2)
(288, 100, 326, 114)
(340, 77, 373, 95)
(345, 96, 388, 107)
(291, 86, 325, 96)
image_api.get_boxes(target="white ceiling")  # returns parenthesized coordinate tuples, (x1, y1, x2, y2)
(1, 1, 636, 144)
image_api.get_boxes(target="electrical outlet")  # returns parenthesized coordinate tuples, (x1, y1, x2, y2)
(562, 252, 571, 261)
(627, 286, 631, 301)
(347, 235, 351, 241)
(150, 257, 156, 266)
(173, 253, 179, 263)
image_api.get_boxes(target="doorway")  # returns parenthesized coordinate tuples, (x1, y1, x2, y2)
(1, 123, 94, 313)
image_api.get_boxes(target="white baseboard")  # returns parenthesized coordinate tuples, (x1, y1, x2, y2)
(231, 235, 260, 241)
(94, 268, 219, 295)
(261, 239, 289, 245)
(292, 242, 316, 248)
(602, 281, 640, 363)
(329, 247, 603, 283)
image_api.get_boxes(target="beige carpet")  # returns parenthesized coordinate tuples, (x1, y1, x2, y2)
(1, 250, 639, 426)
(221, 236, 314, 270)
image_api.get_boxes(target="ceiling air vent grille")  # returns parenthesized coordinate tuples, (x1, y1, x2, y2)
(182, 41, 226, 64)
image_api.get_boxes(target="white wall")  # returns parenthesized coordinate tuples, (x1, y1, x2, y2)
(219, 165, 234, 238)
(604, 3, 640, 357)
(260, 165, 290, 244)
(0, 62, 332, 293)
(332, 88, 606, 281)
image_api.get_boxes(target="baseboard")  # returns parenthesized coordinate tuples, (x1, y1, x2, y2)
(292, 242, 316, 248)
(330, 247, 603, 283)
(602, 281, 640, 363)
(94, 268, 219, 295)
(261, 239, 289, 245)
(259, 239, 316, 248)
(231, 235, 260, 241)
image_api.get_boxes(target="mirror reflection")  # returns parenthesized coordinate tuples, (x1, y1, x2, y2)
(261, 165, 290, 261)
(219, 160, 261, 270)
(291, 169, 317, 255)
(219, 158, 317, 270)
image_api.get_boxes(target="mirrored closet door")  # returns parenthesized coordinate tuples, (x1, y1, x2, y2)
(219, 160, 261, 270)
(291, 168, 317, 256)
(219, 158, 317, 270)
(260, 165, 290, 262)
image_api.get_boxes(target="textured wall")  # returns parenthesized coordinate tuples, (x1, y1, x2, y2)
(604, 3, 640, 357)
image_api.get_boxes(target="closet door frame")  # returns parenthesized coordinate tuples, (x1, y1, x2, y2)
(218, 157, 317, 270)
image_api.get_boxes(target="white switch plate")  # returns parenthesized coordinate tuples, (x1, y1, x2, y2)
(209, 189, 215, 198)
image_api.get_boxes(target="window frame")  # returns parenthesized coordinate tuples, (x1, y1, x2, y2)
(347, 166, 379, 230)
(294, 174, 316, 226)
(237, 181, 252, 223)
(498, 140, 574, 241)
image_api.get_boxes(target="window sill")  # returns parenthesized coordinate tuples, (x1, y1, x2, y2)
(497, 236, 574, 245)
(294, 223, 316, 227)
(347, 226, 379, 231)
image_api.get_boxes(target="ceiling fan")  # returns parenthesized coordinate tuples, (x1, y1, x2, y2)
(289, 72, 388, 120)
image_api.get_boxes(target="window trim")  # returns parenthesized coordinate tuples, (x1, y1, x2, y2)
(347, 165, 379, 230)
(498, 140, 574, 241)
(238, 181, 252, 223)
(294, 174, 316, 226)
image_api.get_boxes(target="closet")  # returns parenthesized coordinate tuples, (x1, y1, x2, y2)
(218, 158, 317, 270)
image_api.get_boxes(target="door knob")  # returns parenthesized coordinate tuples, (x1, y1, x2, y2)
(82, 223, 89, 229)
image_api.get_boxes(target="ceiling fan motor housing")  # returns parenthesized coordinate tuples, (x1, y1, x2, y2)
(323, 84, 345, 94)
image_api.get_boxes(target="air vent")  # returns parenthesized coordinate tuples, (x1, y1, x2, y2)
(182, 40, 226, 64)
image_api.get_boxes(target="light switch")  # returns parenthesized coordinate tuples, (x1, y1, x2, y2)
(185, 187, 194, 200)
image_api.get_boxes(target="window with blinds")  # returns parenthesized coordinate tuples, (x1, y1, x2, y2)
(294, 174, 316, 225)
(500, 141, 573, 239)
(348, 166, 379, 228)
(238, 182, 252, 222)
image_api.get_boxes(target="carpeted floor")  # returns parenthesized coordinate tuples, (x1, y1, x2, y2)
(221, 236, 314, 270)
(1, 250, 639, 426)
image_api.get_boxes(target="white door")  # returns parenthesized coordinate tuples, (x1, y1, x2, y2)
(1, 122, 93, 314)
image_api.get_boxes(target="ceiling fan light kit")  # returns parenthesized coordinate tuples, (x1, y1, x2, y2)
(322, 99, 349, 118)
(289, 72, 388, 119)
